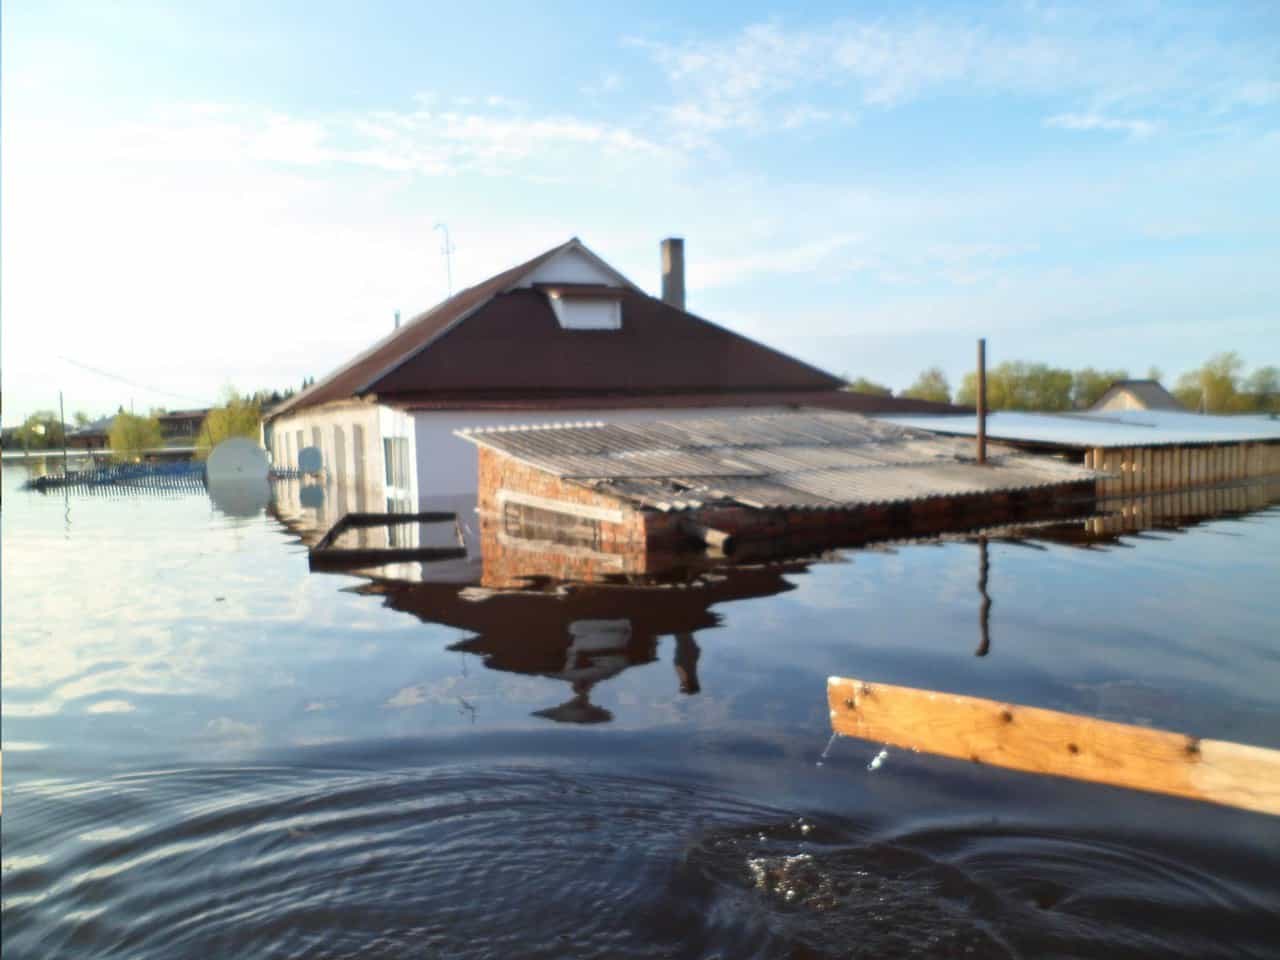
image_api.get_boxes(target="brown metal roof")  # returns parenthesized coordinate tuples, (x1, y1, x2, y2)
(269, 239, 584, 420)
(371, 287, 843, 396)
(268, 238, 882, 420)
(458, 411, 1097, 512)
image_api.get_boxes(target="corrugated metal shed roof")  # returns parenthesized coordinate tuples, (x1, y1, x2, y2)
(876, 410, 1280, 449)
(457, 412, 1095, 512)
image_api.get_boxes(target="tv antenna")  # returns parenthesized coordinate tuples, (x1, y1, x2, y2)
(434, 223, 455, 297)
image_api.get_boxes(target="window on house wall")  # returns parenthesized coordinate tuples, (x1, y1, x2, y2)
(383, 436, 410, 493)
(295, 430, 304, 463)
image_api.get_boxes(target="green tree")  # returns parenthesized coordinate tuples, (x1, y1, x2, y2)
(73, 410, 92, 428)
(195, 390, 262, 459)
(1071, 368, 1129, 409)
(1146, 366, 1164, 384)
(16, 411, 65, 450)
(957, 362, 1074, 411)
(902, 367, 951, 404)
(1174, 352, 1245, 413)
(1242, 366, 1280, 413)
(109, 412, 164, 462)
(844, 377, 893, 397)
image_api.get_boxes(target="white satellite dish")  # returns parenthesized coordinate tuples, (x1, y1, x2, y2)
(207, 437, 270, 481)
(298, 446, 323, 474)
(205, 438, 271, 518)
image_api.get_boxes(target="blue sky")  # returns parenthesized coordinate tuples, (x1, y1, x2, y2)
(3, 1, 1278, 423)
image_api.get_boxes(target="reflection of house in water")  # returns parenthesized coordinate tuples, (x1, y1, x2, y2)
(330, 474, 1279, 722)
(1025, 478, 1280, 548)
(356, 563, 803, 724)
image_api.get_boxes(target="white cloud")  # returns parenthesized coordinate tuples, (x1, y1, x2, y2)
(636, 9, 1279, 138)
(1045, 112, 1157, 138)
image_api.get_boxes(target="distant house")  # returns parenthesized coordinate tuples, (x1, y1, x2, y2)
(265, 237, 959, 511)
(1090, 379, 1185, 413)
(157, 409, 209, 445)
(67, 415, 115, 450)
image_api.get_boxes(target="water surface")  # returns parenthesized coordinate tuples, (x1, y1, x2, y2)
(4, 466, 1279, 957)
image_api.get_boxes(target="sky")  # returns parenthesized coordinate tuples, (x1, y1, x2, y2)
(3, 0, 1278, 424)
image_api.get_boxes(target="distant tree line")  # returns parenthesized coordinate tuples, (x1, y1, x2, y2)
(844, 352, 1279, 413)
(3, 382, 303, 454)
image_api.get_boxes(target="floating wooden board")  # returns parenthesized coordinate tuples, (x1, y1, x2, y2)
(827, 676, 1280, 816)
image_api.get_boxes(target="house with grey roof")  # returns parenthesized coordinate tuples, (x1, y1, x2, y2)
(1090, 379, 1185, 413)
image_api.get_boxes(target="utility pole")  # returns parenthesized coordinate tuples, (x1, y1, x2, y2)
(434, 223, 454, 297)
(59, 390, 69, 476)
(976, 338, 988, 465)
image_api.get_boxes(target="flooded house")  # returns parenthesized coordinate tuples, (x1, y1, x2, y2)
(262, 237, 957, 520)
(457, 410, 1097, 573)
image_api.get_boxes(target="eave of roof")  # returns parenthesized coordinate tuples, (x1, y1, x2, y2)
(390, 389, 967, 415)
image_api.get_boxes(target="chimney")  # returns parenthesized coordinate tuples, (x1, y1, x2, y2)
(661, 237, 685, 311)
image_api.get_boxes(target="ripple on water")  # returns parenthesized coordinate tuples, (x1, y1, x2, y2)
(4, 765, 1279, 959)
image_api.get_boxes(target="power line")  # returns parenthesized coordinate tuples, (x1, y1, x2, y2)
(56, 355, 206, 404)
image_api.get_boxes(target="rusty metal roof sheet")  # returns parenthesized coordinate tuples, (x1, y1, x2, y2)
(457, 412, 1096, 512)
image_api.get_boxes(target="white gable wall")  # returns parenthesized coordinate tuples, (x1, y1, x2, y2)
(518, 247, 623, 288)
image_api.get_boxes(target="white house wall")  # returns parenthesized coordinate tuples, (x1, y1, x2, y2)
(268, 402, 417, 516)
(518, 247, 622, 288)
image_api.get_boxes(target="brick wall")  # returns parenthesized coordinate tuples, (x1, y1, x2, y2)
(477, 445, 1097, 586)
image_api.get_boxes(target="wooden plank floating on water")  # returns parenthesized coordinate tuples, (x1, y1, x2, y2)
(827, 676, 1280, 816)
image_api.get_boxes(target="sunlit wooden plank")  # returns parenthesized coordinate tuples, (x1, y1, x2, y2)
(828, 676, 1280, 816)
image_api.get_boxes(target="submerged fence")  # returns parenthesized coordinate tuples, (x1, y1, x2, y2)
(22, 462, 209, 496)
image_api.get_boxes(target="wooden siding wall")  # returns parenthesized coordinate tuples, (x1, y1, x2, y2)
(1084, 441, 1280, 497)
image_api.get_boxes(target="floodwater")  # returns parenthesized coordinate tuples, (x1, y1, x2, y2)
(3, 465, 1279, 958)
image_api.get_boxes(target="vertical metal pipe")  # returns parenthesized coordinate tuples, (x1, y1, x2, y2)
(977, 338, 987, 465)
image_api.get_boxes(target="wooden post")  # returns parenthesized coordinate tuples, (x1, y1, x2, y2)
(976, 338, 987, 465)
(59, 391, 70, 477)
(827, 676, 1280, 816)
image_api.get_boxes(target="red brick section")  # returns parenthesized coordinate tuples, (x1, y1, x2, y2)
(477, 445, 1096, 585)
(477, 446, 684, 587)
